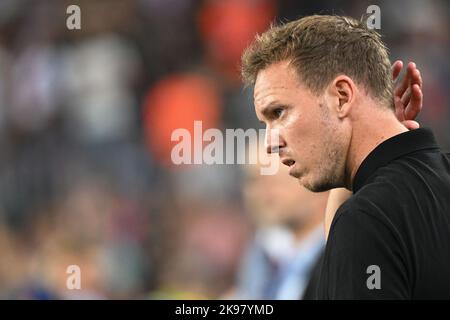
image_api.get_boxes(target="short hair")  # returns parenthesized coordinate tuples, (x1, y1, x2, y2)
(241, 15, 394, 108)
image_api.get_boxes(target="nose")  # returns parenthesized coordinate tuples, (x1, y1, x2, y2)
(265, 127, 283, 154)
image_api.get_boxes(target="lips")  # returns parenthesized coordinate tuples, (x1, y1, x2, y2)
(280, 158, 298, 176)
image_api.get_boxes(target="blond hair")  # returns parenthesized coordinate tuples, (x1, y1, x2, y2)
(241, 15, 394, 108)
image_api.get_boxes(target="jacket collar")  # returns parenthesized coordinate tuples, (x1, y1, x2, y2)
(352, 128, 440, 193)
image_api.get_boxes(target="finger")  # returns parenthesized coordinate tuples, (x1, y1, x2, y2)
(401, 67, 421, 107)
(411, 68, 422, 88)
(402, 67, 422, 111)
(401, 87, 411, 106)
(394, 96, 405, 121)
(394, 62, 411, 97)
(392, 60, 403, 81)
(407, 61, 417, 76)
(402, 120, 420, 130)
(406, 62, 421, 87)
(405, 84, 423, 120)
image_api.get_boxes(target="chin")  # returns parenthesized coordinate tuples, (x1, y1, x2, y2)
(300, 176, 335, 193)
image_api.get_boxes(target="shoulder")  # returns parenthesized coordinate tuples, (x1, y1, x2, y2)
(336, 159, 422, 229)
(330, 196, 398, 244)
(332, 184, 400, 234)
(320, 194, 411, 299)
(329, 189, 407, 257)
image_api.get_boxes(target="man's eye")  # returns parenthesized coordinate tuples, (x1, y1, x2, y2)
(273, 108, 284, 118)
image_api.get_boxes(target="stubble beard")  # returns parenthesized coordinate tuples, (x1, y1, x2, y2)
(301, 131, 347, 193)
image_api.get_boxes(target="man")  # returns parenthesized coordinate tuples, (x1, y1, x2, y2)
(241, 15, 450, 299)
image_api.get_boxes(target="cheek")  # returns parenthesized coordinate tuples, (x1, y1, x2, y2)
(284, 120, 319, 156)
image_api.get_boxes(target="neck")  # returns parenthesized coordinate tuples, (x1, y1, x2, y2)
(345, 110, 408, 190)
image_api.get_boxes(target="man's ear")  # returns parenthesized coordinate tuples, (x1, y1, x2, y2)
(326, 75, 356, 119)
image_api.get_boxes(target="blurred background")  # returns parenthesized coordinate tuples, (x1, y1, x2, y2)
(0, 0, 448, 299)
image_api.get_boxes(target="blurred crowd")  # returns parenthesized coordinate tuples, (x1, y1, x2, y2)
(0, 0, 448, 299)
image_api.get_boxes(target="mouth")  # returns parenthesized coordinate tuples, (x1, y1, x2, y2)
(281, 158, 297, 176)
(281, 158, 296, 167)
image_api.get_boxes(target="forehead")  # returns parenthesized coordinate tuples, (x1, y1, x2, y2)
(253, 60, 300, 106)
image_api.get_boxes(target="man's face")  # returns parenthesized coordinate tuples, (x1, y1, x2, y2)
(253, 60, 349, 192)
